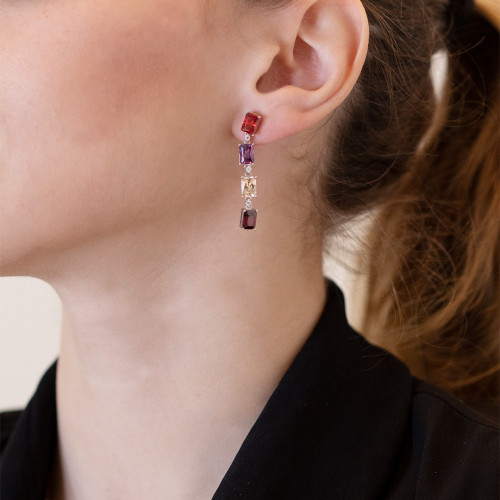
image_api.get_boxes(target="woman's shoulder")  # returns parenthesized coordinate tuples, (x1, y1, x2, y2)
(387, 377, 499, 499)
(410, 378, 498, 431)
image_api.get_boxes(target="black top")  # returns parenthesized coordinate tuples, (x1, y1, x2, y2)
(1, 281, 498, 499)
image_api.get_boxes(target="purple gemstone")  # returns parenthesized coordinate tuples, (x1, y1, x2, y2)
(240, 209, 257, 230)
(239, 144, 254, 165)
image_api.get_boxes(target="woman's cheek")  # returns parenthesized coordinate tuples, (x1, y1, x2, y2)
(0, 2, 203, 271)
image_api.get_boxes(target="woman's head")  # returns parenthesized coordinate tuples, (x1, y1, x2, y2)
(1, 0, 498, 401)
(1, 0, 456, 271)
(0, 0, 369, 277)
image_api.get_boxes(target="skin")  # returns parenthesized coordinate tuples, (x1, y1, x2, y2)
(0, 0, 368, 498)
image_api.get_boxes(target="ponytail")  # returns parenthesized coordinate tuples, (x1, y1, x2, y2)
(360, 1, 499, 411)
(256, 0, 499, 411)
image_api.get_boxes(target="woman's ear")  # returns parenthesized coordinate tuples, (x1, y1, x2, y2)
(232, 0, 369, 144)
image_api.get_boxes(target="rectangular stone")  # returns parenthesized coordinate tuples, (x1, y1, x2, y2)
(241, 112, 262, 136)
(240, 209, 257, 230)
(239, 144, 254, 165)
(241, 176, 257, 198)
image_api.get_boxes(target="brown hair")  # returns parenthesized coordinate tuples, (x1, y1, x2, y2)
(357, 3, 500, 408)
(250, 0, 499, 407)
(327, 0, 499, 408)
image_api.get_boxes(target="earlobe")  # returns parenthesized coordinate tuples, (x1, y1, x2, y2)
(232, 0, 369, 144)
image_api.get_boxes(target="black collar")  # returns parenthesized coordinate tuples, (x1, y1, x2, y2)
(1, 281, 414, 499)
(1, 362, 57, 499)
(214, 281, 413, 497)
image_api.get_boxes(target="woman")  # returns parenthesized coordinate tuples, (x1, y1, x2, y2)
(1, 0, 498, 498)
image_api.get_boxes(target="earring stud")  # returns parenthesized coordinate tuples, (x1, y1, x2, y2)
(239, 112, 262, 230)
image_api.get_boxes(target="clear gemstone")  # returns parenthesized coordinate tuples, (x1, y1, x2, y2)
(241, 176, 257, 198)
(245, 198, 253, 209)
(239, 144, 254, 164)
(245, 166, 252, 174)
(240, 209, 257, 230)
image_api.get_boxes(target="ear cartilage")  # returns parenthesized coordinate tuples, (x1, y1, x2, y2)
(239, 112, 262, 230)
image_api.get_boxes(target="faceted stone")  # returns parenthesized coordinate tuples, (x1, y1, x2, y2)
(241, 112, 262, 136)
(239, 144, 254, 164)
(241, 176, 257, 198)
(240, 209, 257, 230)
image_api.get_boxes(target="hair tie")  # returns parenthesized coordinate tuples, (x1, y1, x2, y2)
(447, 0, 475, 39)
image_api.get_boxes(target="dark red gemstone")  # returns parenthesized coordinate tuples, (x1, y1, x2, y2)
(241, 112, 262, 136)
(240, 209, 257, 230)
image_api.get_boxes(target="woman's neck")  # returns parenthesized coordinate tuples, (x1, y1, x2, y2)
(49, 215, 326, 499)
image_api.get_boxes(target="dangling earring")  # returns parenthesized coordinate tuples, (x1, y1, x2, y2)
(239, 112, 262, 230)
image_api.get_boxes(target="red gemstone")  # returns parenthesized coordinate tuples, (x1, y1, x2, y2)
(240, 209, 257, 230)
(241, 112, 262, 136)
